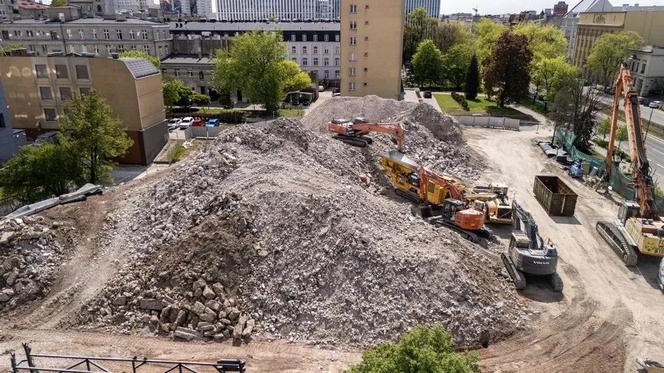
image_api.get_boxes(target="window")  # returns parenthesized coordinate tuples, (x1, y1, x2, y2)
(199, 71, 204, 80)
(365, 20, 369, 25)
(129, 30, 135, 40)
(313, 46, 318, 54)
(302, 34, 307, 42)
(324, 34, 329, 42)
(116, 29, 123, 40)
(324, 48, 329, 54)
(92, 29, 97, 40)
(75, 65, 89, 79)
(291, 34, 296, 42)
(349, 81, 356, 92)
(50, 31, 59, 40)
(292, 57, 297, 62)
(79, 87, 91, 95)
(313, 34, 318, 42)
(42, 45, 48, 53)
(188, 70, 193, 77)
(292, 46, 297, 54)
(103, 29, 110, 39)
(0, 113, 5, 129)
(363, 82, 367, 86)
(59, 87, 72, 100)
(335, 35, 340, 42)
(641, 63, 646, 74)
(142, 29, 148, 40)
(35, 64, 48, 78)
(335, 70, 340, 78)
(324, 57, 329, 66)
(350, 52, 356, 61)
(43, 108, 57, 122)
(313, 58, 319, 66)
(335, 46, 340, 55)
(334, 57, 340, 66)
(350, 21, 357, 30)
(302, 46, 307, 54)
(13, 30, 22, 37)
(302, 58, 308, 66)
(349, 67, 356, 76)
(143, 45, 150, 53)
(324, 70, 330, 79)
(39, 87, 53, 100)
(350, 4, 358, 13)
(55, 64, 68, 79)
(364, 36, 369, 41)
(364, 52, 368, 57)
(174, 69, 179, 77)
(78, 29, 84, 39)
(66, 29, 72, 39)
(350, 36, 357, 46)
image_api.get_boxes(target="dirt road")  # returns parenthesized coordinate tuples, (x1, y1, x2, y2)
(466, 126, 664, 372)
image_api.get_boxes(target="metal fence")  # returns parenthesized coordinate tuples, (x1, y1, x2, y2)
(10, 343, 246, 373)
(555, 128, 635, 200)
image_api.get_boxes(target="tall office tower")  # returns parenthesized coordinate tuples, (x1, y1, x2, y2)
(404, 0, 440, 17)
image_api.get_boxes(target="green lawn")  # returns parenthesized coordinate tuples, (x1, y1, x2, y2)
(278, 108, 305, 118)
(434, 93, 527, 119)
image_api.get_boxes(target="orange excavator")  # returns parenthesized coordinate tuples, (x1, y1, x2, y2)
(379, 151, 488, 243)
(327, 118, 405, 151)
(596, 63, 664, 266)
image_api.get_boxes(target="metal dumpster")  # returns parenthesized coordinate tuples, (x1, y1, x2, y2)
(533, 175, 578, 216)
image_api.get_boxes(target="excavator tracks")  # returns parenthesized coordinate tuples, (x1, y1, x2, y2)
(596, 221, 638, 266)
(332, 134, 372, 148)
(501, 253, 527, 290)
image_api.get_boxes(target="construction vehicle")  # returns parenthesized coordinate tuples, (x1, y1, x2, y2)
(327, 118, 405, 151)
(596, 63, 664, 266)
(502, 200, 563, 292)
(637, 358, 664, 373)
(470, 183, 514, 224)
(379, 151, 489, 243)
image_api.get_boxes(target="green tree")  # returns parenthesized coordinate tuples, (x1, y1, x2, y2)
(473, 18, 507, 66)
(431, 22, 473, 53)
(514, 22, 566, 62)
(587, 31, 644, 86)
(214, 31, 294, 114)
(532, 56, 579, 110)
(279, 60, 312, 92)
(551, 76, 600, 152)
(163, 79, 182, 110)
(617, 123, 629, 147)
(349, 325, 479, 373)
(596, 117, 611, 139)
(442, 42, 473, 90)
(0, 142, 82, 203)
(465, 54, 480, 100)
(0, 43, 24, 56)
(120, 50, 161, 69)
(192, 92, 210, 107)
(483, 30, 533, 107)
(50, 0, 68, 6)
(403, 8, 438, 62)
(63, 91, 133, 184)
(411, 39, 444, 88)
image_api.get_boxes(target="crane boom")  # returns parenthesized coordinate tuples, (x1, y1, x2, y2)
(605, 64, 657, 218)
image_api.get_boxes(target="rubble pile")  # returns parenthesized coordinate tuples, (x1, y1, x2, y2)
(0, 216, 76, 312)
(73, 115, 527, 347)
(303, 95, 482, 180)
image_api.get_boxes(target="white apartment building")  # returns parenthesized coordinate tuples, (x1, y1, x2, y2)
(629, 46, 664, 97)
(215, 0, 338, 21)
(0, 18, 172, 59)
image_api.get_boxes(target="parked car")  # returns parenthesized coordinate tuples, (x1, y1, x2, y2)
(180, 117, 194, 129)
(206, 118, 220, 127)
(192, 118, 206, 127)
(423, 91, 432, 98)
(639, 97, 651, 106)
(649, 100, 663, 109)
(167, 118, 182, 131)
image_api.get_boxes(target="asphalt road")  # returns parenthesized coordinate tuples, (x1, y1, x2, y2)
(597, 93, 664, 126)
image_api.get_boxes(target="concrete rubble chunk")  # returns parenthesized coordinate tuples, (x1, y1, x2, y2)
(139, 298, 165, 311)
(202, 285, 216, 300)
(173, 327, 202, 341)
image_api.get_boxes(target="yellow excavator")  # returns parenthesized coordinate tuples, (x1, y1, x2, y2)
(596, 63, 664, 266)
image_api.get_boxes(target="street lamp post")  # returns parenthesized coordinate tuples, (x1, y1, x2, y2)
(645, 106, 656, 140)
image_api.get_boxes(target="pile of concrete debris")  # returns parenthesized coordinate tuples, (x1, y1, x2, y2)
(72, 110, 527, 347)
(303, 95, 482, 180)
(0, 216, 75, 312)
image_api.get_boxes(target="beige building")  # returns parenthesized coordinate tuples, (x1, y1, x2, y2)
(572, 8, 664, 68)
(0, 53, 167, 164)
(340, 0, 404, 100)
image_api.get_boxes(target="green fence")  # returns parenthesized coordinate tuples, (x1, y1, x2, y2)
(554, 128, 636, 200)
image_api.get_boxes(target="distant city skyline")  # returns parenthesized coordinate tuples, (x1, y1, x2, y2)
(443, 0, 664, 15)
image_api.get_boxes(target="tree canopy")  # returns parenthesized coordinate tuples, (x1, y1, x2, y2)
(465, 54, 480, 100)
(62, 91, 133, 184)
(483, 30, 533, 107)
(214, 31, 305, 113)
(473, 18, 507, 66)
(349, 325, 479, 373)
(587, 31, 644, 86)
(279, 60, 313, 93)
(551, 76, 600, 151)
(403, 8, 438, 62)
(120, 50, 161, 69)
(411, 39, 444, 88)
(442, 42, 473, 91)
(532, 56, 579, 109)
(514, 22, 566, 62)
(50, 0, 68, 7)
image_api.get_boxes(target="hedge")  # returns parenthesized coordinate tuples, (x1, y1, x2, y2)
(451, 92, 470, 111)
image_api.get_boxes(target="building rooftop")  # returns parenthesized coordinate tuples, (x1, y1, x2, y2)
(121, 58, 159, 78)
(169, 21, 340, 32)
(17, 0, 49, 10)
(7, 17, 167, 25)
(161, 56, 214, 65)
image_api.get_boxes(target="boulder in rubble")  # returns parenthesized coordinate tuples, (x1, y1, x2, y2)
(139, 298, 165, 311)
(173, 327, 202, 341)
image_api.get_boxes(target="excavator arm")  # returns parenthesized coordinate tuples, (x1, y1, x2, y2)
(327, 120, 405, 151)
(417, 167, 465, 201)
(605, 64, 657, 218)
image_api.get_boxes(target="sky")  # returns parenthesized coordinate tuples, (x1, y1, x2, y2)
(442, 0, 664, 15)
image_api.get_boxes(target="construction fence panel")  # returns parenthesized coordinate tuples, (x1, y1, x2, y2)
(456, 116, 520, 131)
(189, 126, 224, 139)
(554, 128, 636, 200)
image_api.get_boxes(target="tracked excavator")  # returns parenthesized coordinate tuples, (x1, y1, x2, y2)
(502, 200, 563, 291)
(327, 118, 405, 151)
(470, 183, 514, 225)
(379, 151, 491, 243)
(596, 63, 664, 267)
